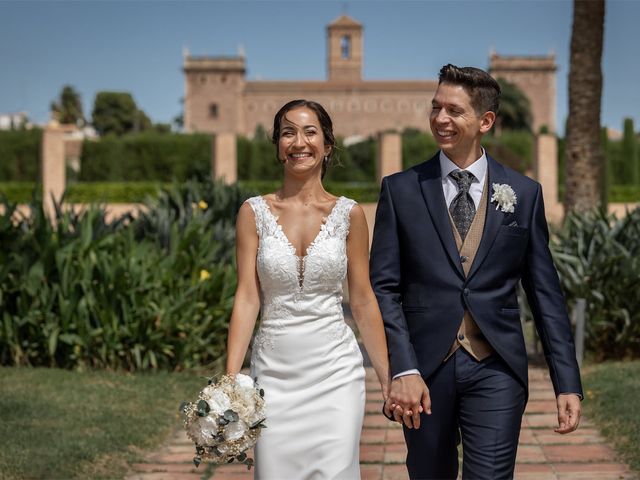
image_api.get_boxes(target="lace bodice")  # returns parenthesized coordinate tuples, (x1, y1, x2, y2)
(246, 195, 356, 300)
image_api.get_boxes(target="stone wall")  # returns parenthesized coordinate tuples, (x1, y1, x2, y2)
(241, 81, 437, 138)
(489, 54, 557, 134)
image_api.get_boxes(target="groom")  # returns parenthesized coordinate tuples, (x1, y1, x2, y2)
(370, 64, 583, 479)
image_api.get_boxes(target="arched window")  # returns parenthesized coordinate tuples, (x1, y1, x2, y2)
(209, 103, 219, 119)
(341, 35, 351, 59)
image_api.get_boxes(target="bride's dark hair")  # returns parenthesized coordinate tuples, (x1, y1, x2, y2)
(271, 99, 336, 178)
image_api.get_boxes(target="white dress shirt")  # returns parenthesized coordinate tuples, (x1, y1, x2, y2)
(393, 150, 488, 380)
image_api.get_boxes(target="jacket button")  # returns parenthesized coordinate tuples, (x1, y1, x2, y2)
(458, 334, 465, 341)
(460, 255, 468, 263)
(463, 288, 470, 296)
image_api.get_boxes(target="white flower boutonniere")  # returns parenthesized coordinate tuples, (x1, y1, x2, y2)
(491, 183, 517, 213)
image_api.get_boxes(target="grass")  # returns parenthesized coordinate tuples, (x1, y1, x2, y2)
(582, 360, 640, 472)
(0, 367, 208, 479)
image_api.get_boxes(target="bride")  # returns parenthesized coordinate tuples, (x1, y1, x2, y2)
(225, 99, 390, 479)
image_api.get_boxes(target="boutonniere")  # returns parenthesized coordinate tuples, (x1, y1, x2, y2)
(491, 183, 517, 213)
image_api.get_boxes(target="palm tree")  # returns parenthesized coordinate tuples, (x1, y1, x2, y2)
(564, 0, 606, 214)
(50, 85, 85, 126)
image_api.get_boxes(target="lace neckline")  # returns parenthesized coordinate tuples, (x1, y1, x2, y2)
(257, 195, 345, 260)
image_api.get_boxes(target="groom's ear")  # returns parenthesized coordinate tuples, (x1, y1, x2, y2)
(479, 111, 496, 134)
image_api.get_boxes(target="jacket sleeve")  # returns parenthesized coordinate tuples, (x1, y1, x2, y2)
(521, 183, 583, 398)
(369, 177, 419, 376)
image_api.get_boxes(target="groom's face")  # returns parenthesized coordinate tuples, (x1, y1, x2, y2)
(430, 83, 489, 159)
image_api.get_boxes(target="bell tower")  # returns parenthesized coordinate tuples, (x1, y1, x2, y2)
(327, 15, 363, 82)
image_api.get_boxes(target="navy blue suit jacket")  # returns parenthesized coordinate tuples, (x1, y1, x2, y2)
(370, 152, 583, 398)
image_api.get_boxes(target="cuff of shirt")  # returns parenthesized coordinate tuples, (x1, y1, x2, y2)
(393, 369, 420, 380)
(559, 392, 584, 400)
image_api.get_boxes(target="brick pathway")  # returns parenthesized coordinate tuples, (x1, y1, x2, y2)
(127, 367, 636, 480)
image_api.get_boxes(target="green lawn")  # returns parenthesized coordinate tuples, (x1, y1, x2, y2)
(2, 360, 638, 478)
(582, 360, 640, 472)
(0, 367, 207, 479)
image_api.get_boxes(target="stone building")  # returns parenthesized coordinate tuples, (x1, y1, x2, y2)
(183, 15, 556, 139)
(489, 53, 557, 134)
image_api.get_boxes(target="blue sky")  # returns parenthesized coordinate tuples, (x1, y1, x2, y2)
(1, 0, 637, 135)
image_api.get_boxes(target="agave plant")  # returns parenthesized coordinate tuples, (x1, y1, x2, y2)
(550, 207, 640, 359)
(133, 179, 252, 264)
(0, 181, 254, 371)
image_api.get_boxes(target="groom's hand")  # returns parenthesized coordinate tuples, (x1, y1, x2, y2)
(555, 393, 581, 434)
(385, 374, 431, 429)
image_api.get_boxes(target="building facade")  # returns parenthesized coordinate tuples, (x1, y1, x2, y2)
(183, 15, 556, 139)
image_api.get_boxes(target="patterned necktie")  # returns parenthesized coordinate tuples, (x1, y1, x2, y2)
(449, 170, 476, 241)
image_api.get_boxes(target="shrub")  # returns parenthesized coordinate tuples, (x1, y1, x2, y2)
(402, 129, 438, 169)
(0, 181, 254, 371)
(550, 207, 640, 359)
(0, 129, 42, 181)
(326, 137, 377, 183)
(0, 182, 40, 203)
(79, 132, 211, 182)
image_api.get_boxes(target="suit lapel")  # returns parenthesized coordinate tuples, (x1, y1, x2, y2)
(467, 154, 508, 280)
(417, 155, 465, 278)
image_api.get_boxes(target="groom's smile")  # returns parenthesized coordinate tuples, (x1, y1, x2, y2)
(429, 82, 493, 166)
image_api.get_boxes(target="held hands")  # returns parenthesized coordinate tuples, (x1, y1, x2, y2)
(555, 393, 581, 434)
(383, 374, 431, 429)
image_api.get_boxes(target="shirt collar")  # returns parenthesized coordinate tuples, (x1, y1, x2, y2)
(439, 148, 487, 183)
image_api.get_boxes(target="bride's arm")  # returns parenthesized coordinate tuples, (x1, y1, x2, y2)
(226, 202, 261, 375)
(346, 204, 390, 397)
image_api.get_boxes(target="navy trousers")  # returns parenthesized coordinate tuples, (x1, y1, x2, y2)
(403, 349, 526, 480)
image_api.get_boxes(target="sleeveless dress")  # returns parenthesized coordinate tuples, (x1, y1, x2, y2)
(246, 195, 366, 480)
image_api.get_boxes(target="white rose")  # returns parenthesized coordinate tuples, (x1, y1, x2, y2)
(235, 374, 255, 390)
(234, 403, 255, 423)
(223, 419, 248, 442)
(189, 415, 218, 446)
(205, 389, 231, 415)
(246, 409, 263, 426)
(201, 385, 216, 397)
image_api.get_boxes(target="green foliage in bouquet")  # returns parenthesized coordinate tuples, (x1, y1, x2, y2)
(550, 207, 640, 359)
(0, 180, 254, 370)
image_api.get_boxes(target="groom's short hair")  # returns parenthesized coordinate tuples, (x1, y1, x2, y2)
(438, 64, 501, 116)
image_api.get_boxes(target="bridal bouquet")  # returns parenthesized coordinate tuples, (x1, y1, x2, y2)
(180, 373, 266, 469)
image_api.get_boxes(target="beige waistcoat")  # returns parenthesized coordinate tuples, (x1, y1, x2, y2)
(444, 175, 495, 362)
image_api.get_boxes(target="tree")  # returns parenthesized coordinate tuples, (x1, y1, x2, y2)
(495, 78, 532, 133)
(622, 118, 638, 185)
(50, 85, 84, 126)
(135, 109, 152, 133)
(564, 0, 606, 214)
(600, 126, 610, 208)
(91, 92, 150, 136)
(173, 97, 184, 131)
(173, 113, 184, 131)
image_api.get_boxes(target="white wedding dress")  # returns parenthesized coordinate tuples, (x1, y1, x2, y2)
(246, 195, 366, 480)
